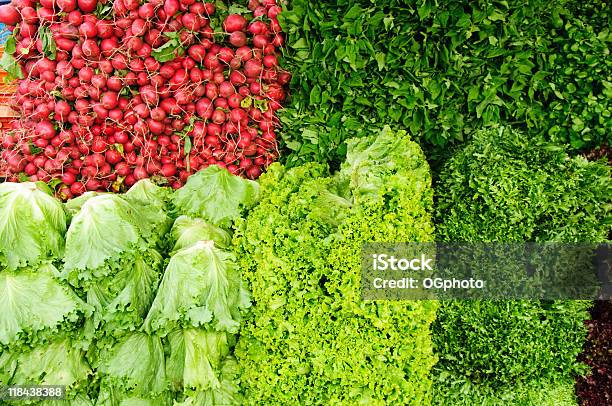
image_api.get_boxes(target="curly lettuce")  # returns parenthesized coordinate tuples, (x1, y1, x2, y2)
(144, 241, 250, 335)
(83, 252, 164, 348)
(165, 329, 232, 392)
(173, 166, 259, 228)
(0, 182, 66, 269)
(235, 127, 437, 404)
(0, 335, 92, 391)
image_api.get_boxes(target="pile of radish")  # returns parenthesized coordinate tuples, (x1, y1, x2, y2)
(0, 0, 289, 198)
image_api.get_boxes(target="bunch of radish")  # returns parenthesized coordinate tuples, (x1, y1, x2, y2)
(0, 0, 289, 198)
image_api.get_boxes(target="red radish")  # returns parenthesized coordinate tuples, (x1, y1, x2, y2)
(223, 14, 247, 32)
(163, 0, 179, 17)
(229, 31, 247, 47)
(0, 5, 21, 25)
(78, 0, 97, 13)
(58, 0, 77, 12)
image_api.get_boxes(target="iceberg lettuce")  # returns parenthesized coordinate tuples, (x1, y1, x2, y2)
(0, 182, 66, 269)
(0, 264, 89, 348)
(174, 166, 259, 228)
(144, 241, 250, 335)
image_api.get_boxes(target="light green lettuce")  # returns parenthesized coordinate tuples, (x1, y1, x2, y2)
(0, 182, 66, 269)
(170, 216, 232, 253)
(165, 329, 232, 392)
(174, 356, 243, 405)
(144, 241, 250, 335)
(97, 332, 168, 400)
(174, 166, 259, 228)
(84, 251, 163, 346)
(0, 264, 89, 348)
(0, 336, 91, 390)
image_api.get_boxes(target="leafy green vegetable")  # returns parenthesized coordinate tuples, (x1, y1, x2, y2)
(84, 252, 163, 346)
(97, 333, 168, 401)
(170, 216, 233, 253)
(174, 165, 259, 228)
(0, 34, 24, 80)
(0, 182, 66, 269)
(235, 128, 437, 404)
(63, 194, 161, 276)
(278, 0, 611, 166)
(0, 265, 89, 348)
(144, 241, 250, 335)
(165, 329, 231, 392)
(433, 126, 611, 404)
(173, 356, 243, 405)
(39, 26, 57, 60)
(0, 336, 92, 391)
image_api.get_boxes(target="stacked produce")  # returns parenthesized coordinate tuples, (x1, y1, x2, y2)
(0, 166, 258, 404)
(141, 166, 256, 404)
(0, 0, 290, 198)
(234, 127, 439, 404)
(0, 182, 93, 402)
(432, 127, 611, 404)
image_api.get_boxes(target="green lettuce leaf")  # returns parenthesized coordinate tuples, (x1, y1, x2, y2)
(170, 216, 233, 253)
(98, 332, 167, 396)
(0, 182, 66, 269)
(144, 241, 250, 335)
(0, 336, 91, 389)
(173, 166, 259, 228)
(63, 195, 143, 272)
(64, 191, 103, 218)
(85, 251, 163, 342)
(165, 329, 231, 392)
(123, 180, 173, 244)
(174, 356, 243, 405)
(96, 386, 172, 406)
(340, 126, 431, 204)
(0, 264, 90, 347)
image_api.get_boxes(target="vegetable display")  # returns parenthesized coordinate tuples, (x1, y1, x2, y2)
(0, 167, 257, 404)
(0, 0, 609, 404)
(0, 0, 289, 198)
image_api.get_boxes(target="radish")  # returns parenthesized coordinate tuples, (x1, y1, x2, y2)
(0, 5, 21, 25)
(58, 0, 77, 12)
(78, 0, 97, 13)
(223, 14, 247, 32)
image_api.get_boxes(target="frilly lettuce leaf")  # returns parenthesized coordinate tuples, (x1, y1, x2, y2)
(85, 251, 163, 342)
(340, 125, 431, 204)
(170, 216, 232, 253)
(165, 329, 231, 392)
(0, 264, 90, 347)
(144, 242, 250, 335)
(0, 182, 66, 269)
(174, 356, 243, 405)
(0, 336, 92, 389)
(173, 166, 259, 228)
(123, 180, 173, 243)
(65, 191, 103, 218)
(63, 193, 167, 280)
(96, 386, 172, 406)
(98, 332, 167, 396)
(63, 195, 144, 272)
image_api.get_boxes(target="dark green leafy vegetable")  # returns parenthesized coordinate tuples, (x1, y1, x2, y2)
(278, 0, 611, 166)
(433, 126, 611, 404)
